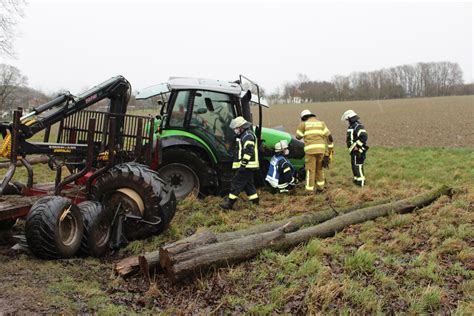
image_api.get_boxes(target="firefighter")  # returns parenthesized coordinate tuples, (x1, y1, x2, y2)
(220, 116, 260, 210)
(296, 110, 334, 192)
(341, 109, 369, 187)
(265, 140, 296, 193)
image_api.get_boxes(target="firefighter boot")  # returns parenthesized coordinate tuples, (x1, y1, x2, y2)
(220, 198, 236, 210)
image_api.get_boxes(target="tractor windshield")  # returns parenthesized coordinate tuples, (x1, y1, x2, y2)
(190, 91, 235, 158)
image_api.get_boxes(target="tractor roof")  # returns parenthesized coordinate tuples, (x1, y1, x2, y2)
(137, 76, 268, 107)
(168, 77, 242, 95)
(137, 77, 241, 100)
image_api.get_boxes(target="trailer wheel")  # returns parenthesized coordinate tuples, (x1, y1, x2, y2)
(0, 182, 26, 231)
(91, 163, 176, 240)
(25, 196, 84, 259)
(77, 201, 111, 257)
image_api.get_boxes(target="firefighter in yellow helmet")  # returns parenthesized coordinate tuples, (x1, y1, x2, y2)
(220, 116, 260, 210)
(296, 110, 334, 192)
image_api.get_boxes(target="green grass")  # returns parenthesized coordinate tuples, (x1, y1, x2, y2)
(0, 146, 473, 314)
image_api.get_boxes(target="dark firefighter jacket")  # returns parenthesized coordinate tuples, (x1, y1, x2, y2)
(232, 128, 259, 169)
(346, 120, 368, 153)
(265, 154, 295, 188)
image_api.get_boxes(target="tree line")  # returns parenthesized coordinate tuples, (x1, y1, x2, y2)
(269, 61, 473, 104)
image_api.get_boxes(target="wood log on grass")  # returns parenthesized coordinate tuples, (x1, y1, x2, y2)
(165, 185, 450, 281)
(114, 201, 372, 277)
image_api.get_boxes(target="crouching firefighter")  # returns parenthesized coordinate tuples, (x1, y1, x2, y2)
(220, 116, 260, 210)
(265, 140, 296, 193)
(341, 109, 369, 186)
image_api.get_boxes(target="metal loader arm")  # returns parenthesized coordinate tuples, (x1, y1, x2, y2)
(18, 75, 131, 139)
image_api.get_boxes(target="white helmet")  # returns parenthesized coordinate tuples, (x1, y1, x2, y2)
(300, 109, 315, 119)
(274, 140, 289, 152)
(341, 109, 358, 121)
(230, 116, 248, 129)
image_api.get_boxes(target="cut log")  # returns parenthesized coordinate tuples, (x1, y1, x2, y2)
(167, 225, 287, 281)
(114, 251, 161, 278)
(116, 204, 355, 277)
(0, 155, 48, 168)
(159, 230, 218, 269)
(114, 198, 392, 277)
(165, 186, 450, 282)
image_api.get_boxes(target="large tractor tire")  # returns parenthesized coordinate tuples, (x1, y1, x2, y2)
(158, 148, 215, 200)
(0, 182, 25, 231)
(25, 196, 84, 259)
(91, 163, 176, 240)
(77, 201, 111, 257)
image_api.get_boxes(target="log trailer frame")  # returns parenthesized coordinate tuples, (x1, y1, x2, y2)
(0, 76, 176, 259)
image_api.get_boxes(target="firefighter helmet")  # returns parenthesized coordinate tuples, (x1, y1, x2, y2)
(274, 140, 289, 152)
(341, 109, 358, 121)
(229, 116, 249, 129)
(300, 109, 315, 119)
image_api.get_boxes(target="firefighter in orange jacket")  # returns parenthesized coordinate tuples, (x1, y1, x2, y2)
(296, 110, 334, 192)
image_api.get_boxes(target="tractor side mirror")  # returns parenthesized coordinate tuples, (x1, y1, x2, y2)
(205, 98, 214, 111)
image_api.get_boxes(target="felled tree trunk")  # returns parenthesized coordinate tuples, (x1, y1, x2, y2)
(164, 186, 450, 282)
(115, 201, 368, 277)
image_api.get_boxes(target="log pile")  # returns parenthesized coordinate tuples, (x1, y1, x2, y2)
(114, 186, 451, 282)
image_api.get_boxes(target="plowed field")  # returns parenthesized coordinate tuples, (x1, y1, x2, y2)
(258, 95, 474, 148)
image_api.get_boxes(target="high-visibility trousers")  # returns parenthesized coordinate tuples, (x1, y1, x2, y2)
(228, 169, 259, 201)
(305, 153, 325, 191)
(351, 152, 366, 186)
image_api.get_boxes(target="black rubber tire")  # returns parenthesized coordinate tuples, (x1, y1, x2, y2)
(77, 201, 111, 257)
(158, 148, 215, 200)
(0, 219, 16, 231)
(25, 196, 84, 259)
(91, 163, 176, 240)
(0, 182, 26, 231)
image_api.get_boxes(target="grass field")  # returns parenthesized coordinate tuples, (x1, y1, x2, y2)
(0, 96, 473, 314)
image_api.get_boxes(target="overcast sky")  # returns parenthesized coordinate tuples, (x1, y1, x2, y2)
(1, 0, 472, 95)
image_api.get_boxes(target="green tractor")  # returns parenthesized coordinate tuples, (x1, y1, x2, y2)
(137, 75, 305, 199)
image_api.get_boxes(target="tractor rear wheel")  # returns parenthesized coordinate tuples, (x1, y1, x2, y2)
(25, 196, 84, 259)
(158, 148, 214, 200)
(91, 163, 176, 240)
(78, 201, 111, 257)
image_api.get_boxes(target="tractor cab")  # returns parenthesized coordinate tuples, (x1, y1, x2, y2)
(138, 77, 269, 162)
(137, 76, 304, 199)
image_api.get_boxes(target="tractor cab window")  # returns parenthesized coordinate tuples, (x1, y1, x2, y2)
(168, 90, 190, 127)
(190, 91, 235, 157)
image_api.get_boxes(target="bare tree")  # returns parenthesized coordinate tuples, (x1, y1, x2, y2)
(0, 0, 26, 56)
(0, 63, 27, 112)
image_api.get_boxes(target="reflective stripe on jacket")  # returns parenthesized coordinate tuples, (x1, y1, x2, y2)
(346, 121, 368, 153)
(265, 154, 294, 188)
(296, 117, 333, 154)
(232, 129, 259, 169)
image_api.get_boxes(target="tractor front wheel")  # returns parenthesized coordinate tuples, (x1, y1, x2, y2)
(158, 148, 214, 200)
(25, 196, 84, 259)
(158, 163, 199, 200)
